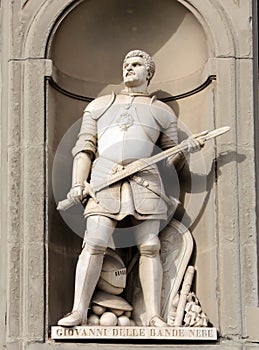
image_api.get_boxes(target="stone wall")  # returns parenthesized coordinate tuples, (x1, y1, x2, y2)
(0, 1, 258, 349)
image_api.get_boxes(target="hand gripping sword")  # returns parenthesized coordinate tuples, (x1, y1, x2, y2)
(57, 126, 230, 211)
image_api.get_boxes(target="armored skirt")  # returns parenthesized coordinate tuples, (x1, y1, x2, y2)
(85, 160, 168, 221)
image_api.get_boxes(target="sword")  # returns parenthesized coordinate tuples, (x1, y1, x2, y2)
(57, 126, 230, 211)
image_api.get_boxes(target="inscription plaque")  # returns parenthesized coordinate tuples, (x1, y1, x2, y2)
(51, 326, 217, 341)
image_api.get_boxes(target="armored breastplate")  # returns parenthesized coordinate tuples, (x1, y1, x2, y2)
(97, 98, 160, 164)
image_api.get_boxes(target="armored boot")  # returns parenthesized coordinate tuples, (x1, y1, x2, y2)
(138, 235, 168, 327)
(58, 245, 105, 327)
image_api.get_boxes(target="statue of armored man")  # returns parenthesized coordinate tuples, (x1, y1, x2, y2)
(57, 49, 228, 328)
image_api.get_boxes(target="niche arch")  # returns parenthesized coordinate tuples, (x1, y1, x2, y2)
(23, 0, 236, 59)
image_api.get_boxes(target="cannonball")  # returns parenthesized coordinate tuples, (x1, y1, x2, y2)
(92, 304, 106, 316)
(100, 312, 117, 326)
(88, 314, 100, 325)
(130, 319, 136, 326)
(109, 308, 124, 316)
(124, 311, 131, 318)
(117, 316, 131, 326)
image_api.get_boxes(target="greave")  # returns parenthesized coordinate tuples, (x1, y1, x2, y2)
(72, 246, 104, 322)
(139, 254, 163, 324)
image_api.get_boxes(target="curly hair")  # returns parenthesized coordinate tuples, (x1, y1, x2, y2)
(123, 49, 155, 85)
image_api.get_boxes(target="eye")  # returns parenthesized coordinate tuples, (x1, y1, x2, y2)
(132, 63, 141, 67)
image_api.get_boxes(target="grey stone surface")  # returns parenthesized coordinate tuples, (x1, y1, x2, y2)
(0, 0, 258, 349)
(16, 341, 259, 350)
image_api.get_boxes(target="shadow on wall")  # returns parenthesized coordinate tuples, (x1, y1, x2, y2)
(50, 0, 208, 97)
(50, 0, 186, 83)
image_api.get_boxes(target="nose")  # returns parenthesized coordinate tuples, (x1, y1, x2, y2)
(126, 63, 133, 71)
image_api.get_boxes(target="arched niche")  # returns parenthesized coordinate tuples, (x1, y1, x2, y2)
(47, 0, 218, 328)
(49, 0, 209, 97)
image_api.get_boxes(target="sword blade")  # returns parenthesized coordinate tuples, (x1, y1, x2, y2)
(202, 126, 230, 141)
(57, 126, 230, 210)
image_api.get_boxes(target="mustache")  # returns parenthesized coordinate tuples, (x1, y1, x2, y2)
(125, 71, 135, 77)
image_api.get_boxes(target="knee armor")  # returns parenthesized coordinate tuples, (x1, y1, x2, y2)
(138, 235, 161, 258)
(82, 239, 107, 255)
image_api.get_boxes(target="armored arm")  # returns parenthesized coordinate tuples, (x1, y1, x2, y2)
(150, 98, 186, 171)
(159, 122, 185, 171)
(63, 106, 98, 206)
(67, 152, 92, 204)
(160, 119, 202, 171)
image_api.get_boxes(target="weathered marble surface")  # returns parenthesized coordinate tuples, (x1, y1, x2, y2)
(1, 1, 258, 349)
(51, 326, 217, 340)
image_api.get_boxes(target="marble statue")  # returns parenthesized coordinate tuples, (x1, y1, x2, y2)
(57, 50, 228, 329)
